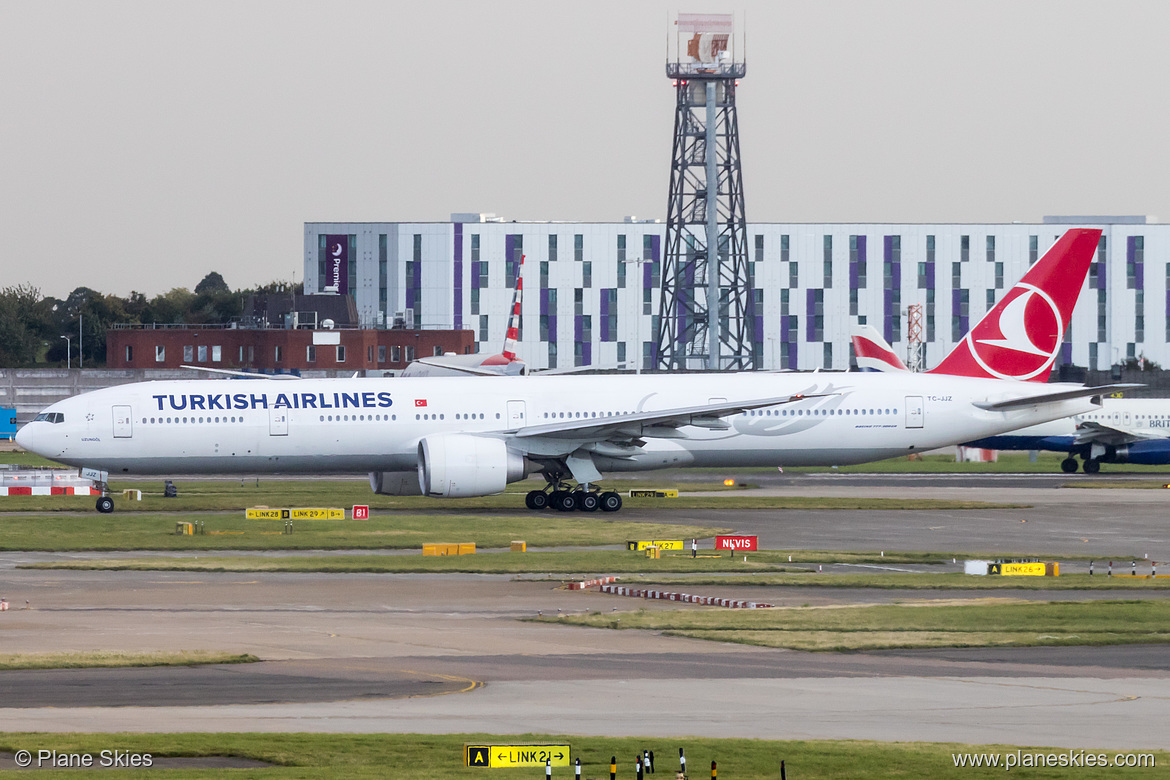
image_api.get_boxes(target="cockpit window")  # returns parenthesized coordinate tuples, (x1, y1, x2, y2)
(34, 412, 65, 423)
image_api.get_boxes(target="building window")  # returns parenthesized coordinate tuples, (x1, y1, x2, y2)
(960, 235, 970, 262)
(548, 342, 557, 369)
(540, 261, 549, 289)
(307, 345, 316, 362)
(368, 346, 375, 362)
(617, 259, 626, 289)
(754, 234, 764, 263)
(274, 346, 283, 363)
(197, 345, 207, 362)
(183, 345, 194, 362)
(1127, 235, 1144, 290)
(405, 345, 415, 362)
(617, 342, 626, 364)
(643, 287, 652, 316)
(574, 234, 584, 261)
(583, 261, 592, 288)
(822, 235, 832, 289)
(617, 234, 626, 264)
(378, 345, 386, 363)
(823, 342, 833, 370)
(336, 345, 346, 363)
(548, 234, 557, 262)
(780, 234, 790, 263)
(124, 345, 133, 363)
(986, 235, 996, 263)
(212, 346, 221, 362)
(391, 345, 402, 363)
(480, 315, 489, 342)
(155, 345, 165, 362)
(1029, 235, 1039, 264)
(433, 345, 443, 357)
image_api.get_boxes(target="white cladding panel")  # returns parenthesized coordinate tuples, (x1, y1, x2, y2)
(305, 221, 1169, 373)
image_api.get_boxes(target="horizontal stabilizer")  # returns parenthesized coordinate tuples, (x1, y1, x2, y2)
(974, 384, 1143, 412)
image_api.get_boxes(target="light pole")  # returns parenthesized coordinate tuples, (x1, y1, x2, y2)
(78, 314, 83, 369)
(620, 256, 648, 374)
(60, 336, 72, 369)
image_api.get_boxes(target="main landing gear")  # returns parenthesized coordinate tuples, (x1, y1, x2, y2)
(1061, 456, 1101, 474)
(525, 476, 623, 513)
(94, 478, 114, 513)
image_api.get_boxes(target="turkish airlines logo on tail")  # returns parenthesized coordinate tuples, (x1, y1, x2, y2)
(967, 283, 1063, 380)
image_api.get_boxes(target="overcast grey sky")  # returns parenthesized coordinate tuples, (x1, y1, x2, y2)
(3, 1, 1168, 298)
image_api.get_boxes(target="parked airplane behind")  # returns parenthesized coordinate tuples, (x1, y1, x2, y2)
(849, 274, 1161, 473)
(18, 229, 1126, 511)
(400, 256, 528, 377)
(961, 399, 1170, 473)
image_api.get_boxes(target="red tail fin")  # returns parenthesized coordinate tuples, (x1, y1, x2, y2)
(850, 324, 909, 372)
(931, 228, 1101, 382)
(501, 254, 524, 361)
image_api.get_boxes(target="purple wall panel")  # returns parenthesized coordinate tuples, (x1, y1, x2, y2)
(453, 224, 463, 330)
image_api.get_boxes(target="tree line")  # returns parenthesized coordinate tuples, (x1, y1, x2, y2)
(0, 272, 302, 367)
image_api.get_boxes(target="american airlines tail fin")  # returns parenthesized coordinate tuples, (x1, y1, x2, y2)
(850, 324, 909, 372)
(930, 228, 1101, 383)
(501, 254, 524, 361)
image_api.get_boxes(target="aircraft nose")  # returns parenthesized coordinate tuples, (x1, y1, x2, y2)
(14, 422, 35, 453)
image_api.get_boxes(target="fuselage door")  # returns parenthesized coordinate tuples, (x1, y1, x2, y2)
(269, 408, 288, 436)
(507, 400, 526, 427)
(112, 405, 133, 438)
(905, 396, 924, 429)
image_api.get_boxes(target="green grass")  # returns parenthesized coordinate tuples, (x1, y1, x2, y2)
(0, 451, 64, 468)
(19, 548, 968, 574)
(547, 598, 1170, 651)
(782, 451, 1170, 474)
(0, 733, 1161, 778)
(634, 571, 1170, 589)
(0, 650, 258, 671)
(0, 475, 1021, 514)
(20, 549, 842, 574)
(1066, 479, 1170, 489)
(0, 513, 728, 552)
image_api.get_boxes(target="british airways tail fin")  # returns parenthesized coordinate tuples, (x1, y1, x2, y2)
(850, 324, 909, 372)
(930, 228, 1101, 383)
(501, 254, 524, 361)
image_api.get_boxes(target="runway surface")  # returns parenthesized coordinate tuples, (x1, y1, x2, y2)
(1, 473, 1170, 749)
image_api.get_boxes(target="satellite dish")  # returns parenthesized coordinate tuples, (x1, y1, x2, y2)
(322, 319, 335, 329)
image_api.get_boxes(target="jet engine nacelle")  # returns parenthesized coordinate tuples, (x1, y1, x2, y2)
(417, 433, 528, 497)
(369, 470, 424, 496)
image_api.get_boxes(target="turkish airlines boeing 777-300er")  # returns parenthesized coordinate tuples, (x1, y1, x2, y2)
(17, 228, 1131, 513)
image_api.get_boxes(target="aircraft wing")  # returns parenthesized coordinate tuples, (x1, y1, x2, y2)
(973, 384, 1143, 411)
(407, 358, 508, 377)
(509, 392, 835, 441)
(532, 362, 631, 376)
(1073, 420, 1163, 447)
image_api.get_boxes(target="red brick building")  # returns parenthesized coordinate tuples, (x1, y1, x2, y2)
(106, 326, 475, 373)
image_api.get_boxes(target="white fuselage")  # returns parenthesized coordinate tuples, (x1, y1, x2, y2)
(17, 372, 1100, 478)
